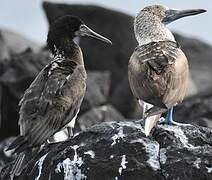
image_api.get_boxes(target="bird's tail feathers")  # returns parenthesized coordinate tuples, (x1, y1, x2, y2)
(144, 106, 167, 118)
(7, 136, 29, 154)
(144, 114, 161, 136)
(10, 150, 32, 179)
(143, 105, 167, 136)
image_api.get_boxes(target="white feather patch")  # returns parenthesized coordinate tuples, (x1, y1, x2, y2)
(144, 115, 161, 136)
(51, 110, 80, 142)
(138, 100, 161, 136)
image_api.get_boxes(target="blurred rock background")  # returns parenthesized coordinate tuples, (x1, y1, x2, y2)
(0, 1, 212, 179)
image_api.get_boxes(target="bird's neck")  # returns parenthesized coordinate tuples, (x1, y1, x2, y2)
(50, 40, 84, 65)
(134, 18, 176, 46)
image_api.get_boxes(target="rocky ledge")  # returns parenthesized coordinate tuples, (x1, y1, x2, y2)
(1, 121, 212, 180)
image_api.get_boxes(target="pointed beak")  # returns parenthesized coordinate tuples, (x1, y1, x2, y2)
(163, 9, 206, 24)
(76, 24, 112, 45)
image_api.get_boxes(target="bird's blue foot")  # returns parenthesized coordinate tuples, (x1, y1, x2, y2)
(165, 107, 174, 125)
(159, 107, 191, 126)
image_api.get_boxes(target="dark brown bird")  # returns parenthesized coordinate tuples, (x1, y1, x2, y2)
(128, 5, 206, 136)
(8, 15, 112, 178)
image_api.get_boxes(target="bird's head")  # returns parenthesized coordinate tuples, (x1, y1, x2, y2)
(47, 15, 112, 55)
(134, 5, 206, 45)
(140, 5, 206, 25)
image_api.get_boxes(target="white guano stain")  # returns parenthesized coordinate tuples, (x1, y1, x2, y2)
(160, 148, 167, 165)
(55, 145, 87, 180)
(35, 153, 48, 180)
(206, 167, 212, 173)
(159, 125, 195, 149)
(106, 121, 144, 133)
(111, 127, 125, 146)
(131, 138, 160, 170)
(118, 155, 128, 175)
(110, 155, 114, 159)
(84, 150, 95, 159)
(118, 121, 144, 133)
(193, 158, 201, 169)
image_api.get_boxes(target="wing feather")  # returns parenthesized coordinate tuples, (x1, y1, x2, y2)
(128, 41, 182, 108)
(18, 60, 86, 147)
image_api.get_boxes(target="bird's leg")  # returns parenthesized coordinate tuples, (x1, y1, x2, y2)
(67, 127, 73, 138)
(165, 107, 174, 124)
(159, 107, 191, 126)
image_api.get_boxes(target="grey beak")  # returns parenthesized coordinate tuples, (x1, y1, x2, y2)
(76, 24, 112, 44)
(163, 9, 206, 24)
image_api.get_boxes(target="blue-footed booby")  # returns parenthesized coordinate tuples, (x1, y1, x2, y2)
(7, 15, 112, 178)
(128, 5, 206, 136)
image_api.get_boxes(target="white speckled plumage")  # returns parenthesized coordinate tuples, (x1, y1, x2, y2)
(134, 5, 175, 46)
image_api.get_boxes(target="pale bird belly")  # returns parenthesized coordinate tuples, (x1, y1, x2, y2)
(51, 110, 79, 142)
(65, 109, 79, 128)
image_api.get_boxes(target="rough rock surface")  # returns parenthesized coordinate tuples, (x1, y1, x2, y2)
(174, 93, 212, 128)
(1, 121, 212, 180)
(174, 33, 212, 97)
(78, 105, 125, 130)
(81, 71, 111, 114)
(0, 29, 41, 60)
(87, 71, 111, 98)
(0, 49, 50, 99)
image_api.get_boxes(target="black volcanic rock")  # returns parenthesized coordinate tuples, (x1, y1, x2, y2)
(87, 71, 111, 98)
(78, 105, 125, 130)
(0, 49, 50, 99)
(0, 29, 41, 60)
(81, 71, 111, 114)
(1, 121, 212, 180)
(174, 93, 212, 128)
(110, 77, 138, 118)
(174, 33, 212, 97)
